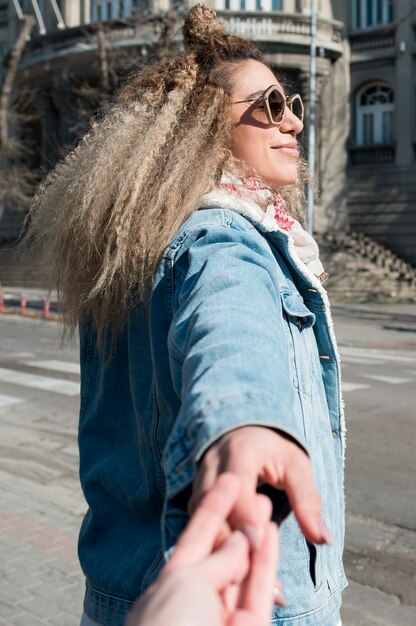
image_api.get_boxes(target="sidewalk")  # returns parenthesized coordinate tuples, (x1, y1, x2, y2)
(1, 293, 415, 624)
(331, 302, 416, 351)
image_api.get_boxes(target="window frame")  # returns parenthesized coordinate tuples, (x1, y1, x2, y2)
(91, 0, 133, 22)
(355, 82, 395, 146)
(352, 0, 395, 32)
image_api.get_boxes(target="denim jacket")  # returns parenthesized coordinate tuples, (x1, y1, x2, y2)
(78, 206, 347, 626)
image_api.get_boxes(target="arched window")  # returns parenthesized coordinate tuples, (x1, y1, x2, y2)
(355, 84, 394, 146)
(353, 0, 394, 30)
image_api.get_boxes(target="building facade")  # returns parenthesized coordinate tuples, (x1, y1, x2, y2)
(333, 0, 416, 266)
(1, 1, 415, 265)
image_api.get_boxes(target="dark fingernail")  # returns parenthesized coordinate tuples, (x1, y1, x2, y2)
(321, 524, 333, 546)
(240, 524, 261, 551)
(273, 584, 286, 607)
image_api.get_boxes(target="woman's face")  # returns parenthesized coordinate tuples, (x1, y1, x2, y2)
(230, 60, 303, 187)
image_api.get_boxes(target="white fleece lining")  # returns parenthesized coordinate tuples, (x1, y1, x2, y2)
(200, 189, 346, 468)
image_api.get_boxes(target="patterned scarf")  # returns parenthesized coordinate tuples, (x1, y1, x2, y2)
(201, 173, 328, 284)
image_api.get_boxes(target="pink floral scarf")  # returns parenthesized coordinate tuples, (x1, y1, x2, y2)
(201, 173, 328, 284)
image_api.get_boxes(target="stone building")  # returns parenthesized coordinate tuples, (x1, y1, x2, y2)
(0, 0, 415, 267)
(333, 0, 416, 266)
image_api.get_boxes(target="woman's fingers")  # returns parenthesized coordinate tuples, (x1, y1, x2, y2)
(239, 522, 279, 624)
(228, 610, 258, 626)
(282, 455, 332, 546)
(167, 473, 241, 569)
(200, 530, 250, 592)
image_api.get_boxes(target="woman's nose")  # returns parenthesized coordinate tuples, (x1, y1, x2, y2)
(280, 108, 304, 135)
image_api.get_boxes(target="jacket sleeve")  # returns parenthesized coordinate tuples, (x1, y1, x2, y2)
(162, 218, 307, 549)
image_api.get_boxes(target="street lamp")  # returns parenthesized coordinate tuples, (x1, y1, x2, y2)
(307, 0, 317, 235)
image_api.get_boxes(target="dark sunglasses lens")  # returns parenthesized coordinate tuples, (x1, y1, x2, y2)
(268, 90, 285, 123)
(291, 96, 304, 122)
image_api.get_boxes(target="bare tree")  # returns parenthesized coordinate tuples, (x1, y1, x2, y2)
(0, 14, 35, 146)
(65, 8, 185, 142)
(0, 14, 37, 221)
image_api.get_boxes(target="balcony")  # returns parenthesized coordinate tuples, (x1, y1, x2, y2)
(349, 22, 396, 63)
(19, 9, 344, 70)
(350, 144, 395, 166)
(218, 11, 343, 56)
(19, 17, 163, 70)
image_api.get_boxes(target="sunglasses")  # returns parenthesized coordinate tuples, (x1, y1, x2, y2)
(233, 85, 304, 126)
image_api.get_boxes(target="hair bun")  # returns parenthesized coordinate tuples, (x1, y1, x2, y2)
(183, 4, 229, 51)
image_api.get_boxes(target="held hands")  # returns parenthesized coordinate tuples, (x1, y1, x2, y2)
(191, 426, 332, 548)
(126, 473, 279, 626)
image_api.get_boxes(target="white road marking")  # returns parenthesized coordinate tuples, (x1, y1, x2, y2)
(363, 374, 410, 385)
(0, 367, 79, 396)
(340, 355, 384, 366)
(0, 394, 23, 408)
(339, 346, 416, 364)
(21, 360, 80, 375)
(342, 382, 370, 392)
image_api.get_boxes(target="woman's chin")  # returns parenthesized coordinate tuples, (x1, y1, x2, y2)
(265, 173, 298, 188)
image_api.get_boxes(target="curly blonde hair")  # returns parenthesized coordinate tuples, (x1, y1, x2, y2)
(25, 4, 305, 342)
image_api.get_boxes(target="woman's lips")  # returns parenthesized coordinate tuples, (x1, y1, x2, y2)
(272, 146, 299, 158)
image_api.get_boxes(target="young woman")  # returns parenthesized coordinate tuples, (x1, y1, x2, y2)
(27, 5, 346, 626)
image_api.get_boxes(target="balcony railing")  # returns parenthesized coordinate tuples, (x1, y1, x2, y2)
(219, 11, 343, 53)
(20, 17, 163, 68)
(350, 144, 395, 166)
(20, 10, 344, 69)
(350, 23, 396, 52)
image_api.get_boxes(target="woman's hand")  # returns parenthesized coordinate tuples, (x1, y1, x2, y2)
(191, 426, 332, 549)
(125, 473, 279, 626)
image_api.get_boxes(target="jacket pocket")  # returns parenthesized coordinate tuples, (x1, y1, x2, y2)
(305, 540, 324, 592)
(280, 291, 316, 397)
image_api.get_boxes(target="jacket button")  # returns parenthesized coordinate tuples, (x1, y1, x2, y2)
(332, 430, 338, 438)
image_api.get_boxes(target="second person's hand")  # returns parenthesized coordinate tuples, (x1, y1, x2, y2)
(126, 473, 279, 626)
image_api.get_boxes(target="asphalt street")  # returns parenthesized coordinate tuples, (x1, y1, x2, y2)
(0, 307, 415, 625)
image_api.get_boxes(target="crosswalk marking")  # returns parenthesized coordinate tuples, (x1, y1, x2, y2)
(0, 345, 412, 403)
(21, 360, 80, 375)
(342, 382, 369, 392)
(341, 355, 384, 366)
(363, 374, 410, 385)
(339, 346, 416, 364)
(0, 367, 79, 396)
(0, 393, 23, 408)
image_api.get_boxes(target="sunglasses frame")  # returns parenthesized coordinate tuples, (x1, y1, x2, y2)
(233, 85, 304, 126)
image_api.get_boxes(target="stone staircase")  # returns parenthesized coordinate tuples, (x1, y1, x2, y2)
(347, 167, 416, 268)
(319, 231, 416, 303)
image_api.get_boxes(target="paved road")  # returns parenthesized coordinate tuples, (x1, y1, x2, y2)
(0, 310, 415, 625)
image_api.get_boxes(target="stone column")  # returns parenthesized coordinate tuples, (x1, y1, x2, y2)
(319, 40, 350, 232)
(283, 1, 297, 12)
(82, 0, 91, 24)
(395, 0, 413, 166)
(299, 69, 329, 232)
(62, 0, 81, 27)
